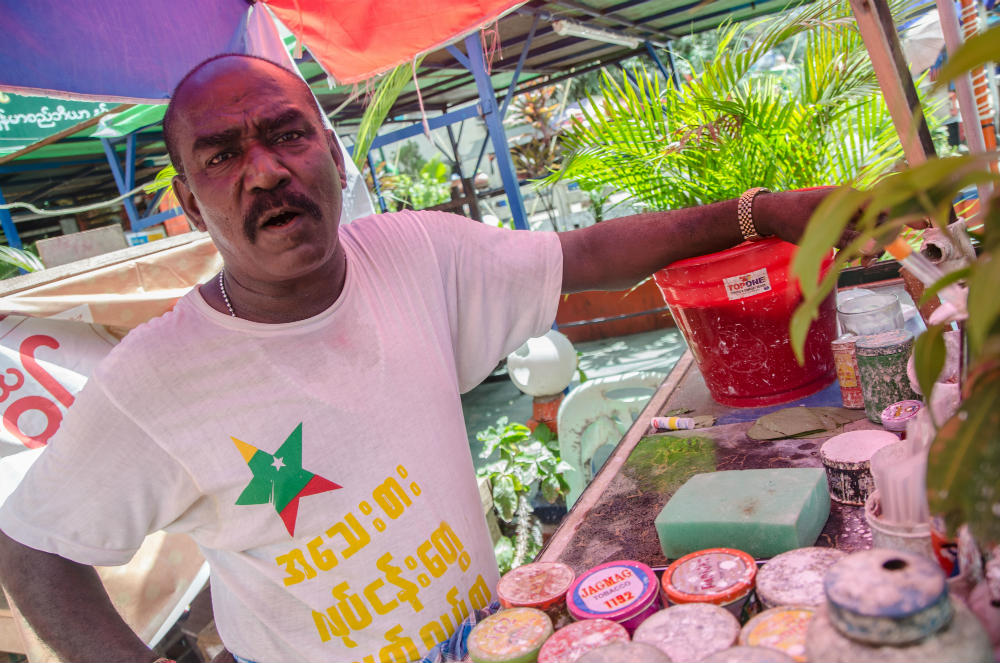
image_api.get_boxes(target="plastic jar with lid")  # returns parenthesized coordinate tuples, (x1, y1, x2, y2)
(467, 607, 554, 663)
(566, 560, 660, 634)
(537, 618, 629, 663)
(660, 548, 757, 619)
(498, 561, 575, 630)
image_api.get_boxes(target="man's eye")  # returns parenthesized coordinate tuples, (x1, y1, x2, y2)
(207, 151, 234, 167)
(274, 131, 303, 144)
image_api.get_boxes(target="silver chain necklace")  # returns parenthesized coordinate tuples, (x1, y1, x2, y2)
(218, 269, 237, 318)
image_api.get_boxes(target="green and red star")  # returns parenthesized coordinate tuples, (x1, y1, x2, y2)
(232, 423, 341, 536)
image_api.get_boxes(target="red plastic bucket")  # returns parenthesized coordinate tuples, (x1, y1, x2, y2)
(653, 238, 836, 407)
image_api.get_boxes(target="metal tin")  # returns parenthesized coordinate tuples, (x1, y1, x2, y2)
(701, 645, 796, 662)
(756, 547, 847, 610)
(498, 562, 575, 629)
(823, 549, 952, 646)
(738, 606, 815, 662)
(805, 599, 993, 662)
(855, 330, 918, 424)
(879, 399, 922, 433)
(632, 603, 741, 662)
(536, 618, 629, 663)
(831, 335, 864, 409)
(819, 430, 898, 505)
(576, 642, 672, 662)
(661, 548, 757, 619)
(468, 607, 554, 663)
(567, 560, 660, 634)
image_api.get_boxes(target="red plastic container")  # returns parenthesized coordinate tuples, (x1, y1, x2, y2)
(653, 238, 836, 407)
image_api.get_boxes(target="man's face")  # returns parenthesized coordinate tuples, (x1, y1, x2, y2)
(171, 58, 347, 284)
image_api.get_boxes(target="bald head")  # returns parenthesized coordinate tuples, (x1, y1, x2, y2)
(163, 54, 324, 177)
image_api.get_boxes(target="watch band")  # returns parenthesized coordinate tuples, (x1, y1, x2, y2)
(738, 187, 771, 242)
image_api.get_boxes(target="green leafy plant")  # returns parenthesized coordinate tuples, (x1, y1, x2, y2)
(544, 0, 930, 210)
(475, 417, 572, 573)
(352, 57, 424, 170)
(790, 25, 1000, 547)
(505, 85, 563, 180)
(383, 155, 452, 210)
(0, 244, 43, 278)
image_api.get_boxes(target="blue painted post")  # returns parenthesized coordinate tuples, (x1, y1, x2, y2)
(0, 187, 22, 249)
(463, 33, 529, 230)
(100, 137, 140, 227)
(367, 152, 388, 213)
(663, 42, 682, 90)
(644, 41, 680, 89)
(472, 17, 538, 180)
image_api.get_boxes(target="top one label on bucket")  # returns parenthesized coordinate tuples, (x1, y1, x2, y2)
(723, 268, 772, 300)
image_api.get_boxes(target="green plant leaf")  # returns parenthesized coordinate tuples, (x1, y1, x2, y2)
(492, 475, 517, 522)
(933, 26, 1000, 92)
(143, 164, 178, 194)
(792, 185, 865, 296)
(919, 266, 972, 307)
(555, 460, 575, 475)
(352, 58, 423, 170)
(926, 366, 1000, 545)
(533, 422, 554, 443)
(0, 245, 44, 273)
(913, 324, 947, 403)
(540, 475, 562, 503)
(790, 299, 820, 366)
(966, 253, 1000, 357)
(493, 536, 515, 575)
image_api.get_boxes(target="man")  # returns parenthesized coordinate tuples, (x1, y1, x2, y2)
(0, 54, 835, 662)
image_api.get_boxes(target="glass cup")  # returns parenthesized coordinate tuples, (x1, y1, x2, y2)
(837, 293, 904, 336)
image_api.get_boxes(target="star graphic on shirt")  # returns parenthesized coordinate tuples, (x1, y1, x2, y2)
(231, 423, 341, 536)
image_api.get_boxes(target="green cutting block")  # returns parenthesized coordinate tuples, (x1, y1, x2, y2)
(654, 468, 831, 560)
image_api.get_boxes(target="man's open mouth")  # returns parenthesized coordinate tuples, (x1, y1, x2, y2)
(261, 209, 299, 229)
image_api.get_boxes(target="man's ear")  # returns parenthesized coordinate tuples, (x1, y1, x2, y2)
(326, 130, 348, 189)
(172, 175, 207, 232)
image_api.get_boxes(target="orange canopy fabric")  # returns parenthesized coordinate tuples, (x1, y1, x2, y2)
(266, 0, 525, 83)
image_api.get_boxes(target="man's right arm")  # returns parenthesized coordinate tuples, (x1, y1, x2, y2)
(0, 530, 157, 663)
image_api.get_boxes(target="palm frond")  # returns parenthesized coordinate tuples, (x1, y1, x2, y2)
(0, 245, 44, 273)
(352, 57, 424, 169)
(545, 0, 933, 211)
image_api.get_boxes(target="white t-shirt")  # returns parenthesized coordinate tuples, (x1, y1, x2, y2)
(0, 210, 563, 662)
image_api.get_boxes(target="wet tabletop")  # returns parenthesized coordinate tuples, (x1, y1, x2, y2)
(539, 354, 877, 574)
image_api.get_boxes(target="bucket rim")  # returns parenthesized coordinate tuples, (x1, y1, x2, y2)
(657, 237, 793, 274)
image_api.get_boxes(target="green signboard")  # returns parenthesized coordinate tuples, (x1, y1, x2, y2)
(0, 92, 113, 156)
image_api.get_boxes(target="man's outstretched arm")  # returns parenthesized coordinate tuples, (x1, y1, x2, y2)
(558, 188, 830, 293)
(0, 530, 157, 663)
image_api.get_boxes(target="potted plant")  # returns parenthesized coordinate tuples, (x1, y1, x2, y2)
(544, 0, 927, 209)
(789, 23, 1000, 553)
(475, 417, 572, 573)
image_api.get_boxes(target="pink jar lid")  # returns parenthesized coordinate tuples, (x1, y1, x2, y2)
(567, 560, 658, 623)
(537, 618, 629, 663)
(879, 400, 922, 432)
(498, 562, 575, 611)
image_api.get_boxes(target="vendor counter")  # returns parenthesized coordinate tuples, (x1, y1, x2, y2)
(537, 350, 880, 573)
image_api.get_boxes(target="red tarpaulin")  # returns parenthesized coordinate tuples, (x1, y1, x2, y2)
(268, 0, 523, 84)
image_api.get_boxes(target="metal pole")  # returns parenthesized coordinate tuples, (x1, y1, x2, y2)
(100, 137, 141, 227)
(367, 152, 388, 213)
(938, 0, 995, 198)
(464, 33, 529, 230)
(644, 41, 678, 88)
(472, 18, 538, 181)
(0, 187, 22, 249)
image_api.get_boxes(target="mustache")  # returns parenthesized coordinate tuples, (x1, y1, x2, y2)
(243, 190, 324, 243)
